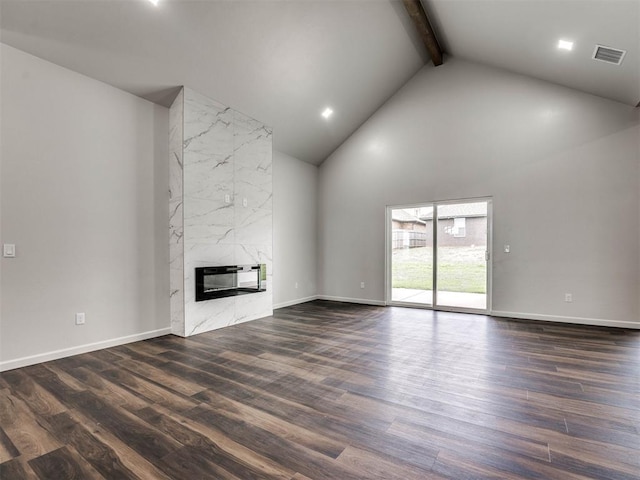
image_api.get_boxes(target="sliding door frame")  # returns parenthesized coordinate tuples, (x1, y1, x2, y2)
(385, 197, 493, 314)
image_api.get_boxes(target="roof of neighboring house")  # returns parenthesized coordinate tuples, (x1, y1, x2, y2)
(421, 203, 487, 220)
(391, 209, 426, 224)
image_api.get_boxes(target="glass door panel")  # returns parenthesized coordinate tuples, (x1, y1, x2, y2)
(435, 201, 488, 310)
(390, 206, 433, 305)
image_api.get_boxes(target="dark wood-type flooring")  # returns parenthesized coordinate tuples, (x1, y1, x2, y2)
(1, 300, 639, 479)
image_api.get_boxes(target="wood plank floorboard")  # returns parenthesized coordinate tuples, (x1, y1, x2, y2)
(1, 300, 639, 479)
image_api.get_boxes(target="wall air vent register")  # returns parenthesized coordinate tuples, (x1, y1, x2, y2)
(592, 45, 626, 65)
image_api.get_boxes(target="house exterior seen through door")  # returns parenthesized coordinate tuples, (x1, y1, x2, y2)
(387, 198, 491, 313)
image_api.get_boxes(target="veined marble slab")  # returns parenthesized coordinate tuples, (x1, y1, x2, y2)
(234, 110, 272, 211)
(169, 89, 185, 336)
(235, 207, 272, 247)
(185, 296, 236, 336)
(184, 197, 235, 245)
(235, 290, 273, 326)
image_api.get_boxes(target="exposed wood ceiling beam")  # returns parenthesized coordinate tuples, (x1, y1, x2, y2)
(402, 0, 443, 66)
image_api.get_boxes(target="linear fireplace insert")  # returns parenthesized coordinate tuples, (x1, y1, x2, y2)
(195, 264, 266, 301)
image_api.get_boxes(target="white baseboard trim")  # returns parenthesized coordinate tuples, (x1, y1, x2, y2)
(317, 295, 386, 307)
(0, 327, 172, 372)
(273, 296, 320, 309)
(490, 311, 640, 330)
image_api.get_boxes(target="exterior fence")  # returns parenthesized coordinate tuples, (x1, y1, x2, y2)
(393, 230, 427, 249)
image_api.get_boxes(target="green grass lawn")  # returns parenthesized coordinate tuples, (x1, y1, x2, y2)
(392, 246, 486, 294)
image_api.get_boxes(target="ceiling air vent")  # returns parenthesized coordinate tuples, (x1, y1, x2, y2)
(592, 45, 626, 65)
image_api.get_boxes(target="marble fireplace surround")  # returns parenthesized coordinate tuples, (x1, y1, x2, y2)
(169, 87, 273, 337)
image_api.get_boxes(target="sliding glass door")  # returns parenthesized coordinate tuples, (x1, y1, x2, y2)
(388, 198, 491, 313)
(435, 201, 489, 310)
(390, 206, 434, 306)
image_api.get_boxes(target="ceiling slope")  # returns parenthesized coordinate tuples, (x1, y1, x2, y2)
(0, 0, 428, 165)
(1, 1, 637, 165)
(425, 0, 640, 108)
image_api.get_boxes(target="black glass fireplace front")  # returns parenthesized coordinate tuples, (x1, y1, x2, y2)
(195, 264, 266, 301)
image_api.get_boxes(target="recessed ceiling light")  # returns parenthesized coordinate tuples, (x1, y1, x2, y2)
(148, 0, 159, 6)
(321, 107, 334, 119)
(558, 39, 574, 51)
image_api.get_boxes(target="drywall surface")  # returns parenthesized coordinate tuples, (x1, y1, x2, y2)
(318, 58, 640, 327)
(0, 44, 170, 368)
(273, 150, 318, 308)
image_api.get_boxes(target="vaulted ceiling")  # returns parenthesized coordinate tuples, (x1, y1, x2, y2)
(426, 0, 639, 108)
(1, 0, 638, 165)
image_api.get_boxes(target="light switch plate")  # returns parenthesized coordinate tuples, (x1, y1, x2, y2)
(3, 244, 15, 257)
(504, 244, 510, 253)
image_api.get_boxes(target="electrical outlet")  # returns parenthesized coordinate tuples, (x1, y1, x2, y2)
(504, 244, 510, 253)
(75, 312, 86, 325)
(360, 282, 365, 289)
(564, 293, 572, 303)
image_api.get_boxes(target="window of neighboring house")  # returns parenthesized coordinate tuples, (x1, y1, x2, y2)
(453, 217, 466, 237)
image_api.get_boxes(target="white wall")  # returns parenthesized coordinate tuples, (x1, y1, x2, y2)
(0, 44, 170, 370)
(319, 58, 640, 328)
(273, 150, 318, 308)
